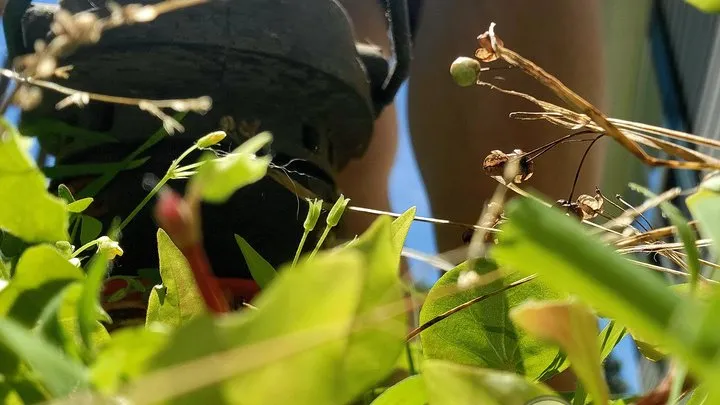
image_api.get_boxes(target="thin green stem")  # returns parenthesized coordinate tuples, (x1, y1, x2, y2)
(292, 231, 309, 268)
(116, 144, 198, 232)
(405, 343, 417, 375)
(308, 226, 332, 262)
(71, 239, 100, 258)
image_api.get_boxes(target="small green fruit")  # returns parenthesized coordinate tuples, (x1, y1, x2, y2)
(450, 57, 482, 87)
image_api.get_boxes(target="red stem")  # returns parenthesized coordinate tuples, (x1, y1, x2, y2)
(180, 244, 230, 314)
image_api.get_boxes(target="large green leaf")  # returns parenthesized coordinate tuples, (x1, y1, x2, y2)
(491, 196, 720, 394)
(0, 317, 89, 398)
(370, 375, 427, 405)
(128, 217, 405, 405)
(91, 326, 169, 394)
(418, 259, 564, 380)
(235, 235, 276, 289)
(0, 119, 68, 243)
(511, 299, 609, 405)
(0, 245, 83, 327)
(146, 229, 205, 328)
(423, 359, 557, 405)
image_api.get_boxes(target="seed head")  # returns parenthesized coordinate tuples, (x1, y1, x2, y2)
(577, 192, 604, 220)
(482, 149, 534, 184)
(450, 57, 482, 87)
(327, 194, 350, 227)
(304, 198, 323, 231)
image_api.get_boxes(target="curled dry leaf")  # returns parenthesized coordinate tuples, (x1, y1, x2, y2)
(475, 31, 504, 63)
(482, 149, 534, 184)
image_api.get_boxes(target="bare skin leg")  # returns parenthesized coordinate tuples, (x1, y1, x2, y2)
(408, 0, 606, 254)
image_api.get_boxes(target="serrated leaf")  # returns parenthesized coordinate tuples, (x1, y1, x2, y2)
(510, 299, 609, 405)
(0, 245, 83, 327)
(146, 229, 205, 328)
(370, 375, 426, 405)
(390, 207, 416, 258)
(423, 359, 558, 405)
(418, 259, 565, 380)
(79, 216, 103, 246)
(191, 132, 272, 204)
(235, 235, 276, 289)
(0, 317, 89, 398)
(0, 119, 68, 243)
(67, 198, 93, 214)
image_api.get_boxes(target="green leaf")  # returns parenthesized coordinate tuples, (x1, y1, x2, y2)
(599, 321, 626, 362)
(390, 207, 416, 258)
(0, 317, 89, 398)
(423, 359, 557, 405)
(67, 198, 94, 214)
(57, 184, 75, 203)
(79, 216, 103, 246)
(0, 245, 83, 327)
(335, 216, 406, 395)
(687, 181, 720, 266)
(370, 375, 427, 405)
(631, 183, 700, 290)
(687, 386, 709, 405)
(135, 218, 405, 405)
(491, 196, 720, 395)
(418, 259, 565, 380)
(0, 119, 68, 243)
(77, 252, 111, 354)
(146, 229, 205, 328)
(43, 157, 150, 180)
(234, 234, 277, 289)
(510, 299, 609, 405)
(91, 326, 169, 394)
(191, 132, 272, 204)
(686, 0, 720, 12)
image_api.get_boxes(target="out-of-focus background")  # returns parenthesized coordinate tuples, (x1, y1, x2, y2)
(3, 0, 720, 397)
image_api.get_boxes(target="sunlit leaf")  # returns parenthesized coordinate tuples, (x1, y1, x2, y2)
(423, 359, 558, 405)
(235, 234, 276, 289)
(146, 229, 205, 328)
(491, 196, 720, 396)
(599, 321, 626, 362)
(370, 375, 427, 405)
(390, 207, 416, 258)
(686, 0, 720, 12)
(67, 198, 93, 214)
(687, 179, 720, 264)
(0, 119, 68, 243)
(91, 326, 169, 394)
(77, 252, 111, 354)
(0, 245, 83, 327)
(191, 132, 272, 204)
(510, 299, 609, 405)
(136, 217, 405, 405)
(0, 317, 89, 398)
(418, 259, 565, 380)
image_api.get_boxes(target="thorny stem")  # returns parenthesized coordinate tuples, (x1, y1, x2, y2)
(406, 274, 537, 341)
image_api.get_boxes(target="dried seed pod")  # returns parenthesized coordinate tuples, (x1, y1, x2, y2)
(577, 192, 604, 220)
(475, 31, 504, 62)
(450, 57, 482, 87)
(482, 149, 534, 184)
